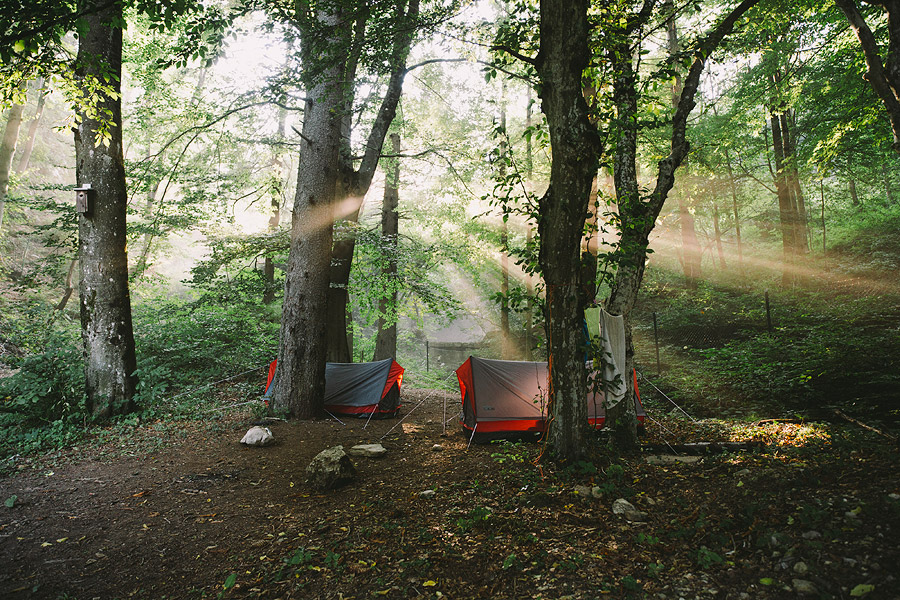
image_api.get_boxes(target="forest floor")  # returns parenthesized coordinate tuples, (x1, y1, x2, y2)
(0, 387, 898, 600)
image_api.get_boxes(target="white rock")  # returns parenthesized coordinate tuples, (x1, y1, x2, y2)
(793, 561, 808, 574)
(431, 444, 443, 452)
(419, 489, 436, 498)
(241, 426, 275, 447)
(348, 444, 387, 458)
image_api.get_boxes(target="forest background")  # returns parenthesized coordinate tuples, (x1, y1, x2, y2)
(0, 0, 899, 598)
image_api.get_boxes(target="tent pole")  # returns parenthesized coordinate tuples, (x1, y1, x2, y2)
(466, 423, 477, 450)
(324, 409, 346, 426)
(363, 404, 377, 429)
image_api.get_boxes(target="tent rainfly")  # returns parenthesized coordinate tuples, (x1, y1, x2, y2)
(265, 358, 404, 418)
(455, 357, 645, 443)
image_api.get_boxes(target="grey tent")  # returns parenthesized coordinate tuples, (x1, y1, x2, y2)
(264, 358, 404, 418)
(456, 356, 645, 443)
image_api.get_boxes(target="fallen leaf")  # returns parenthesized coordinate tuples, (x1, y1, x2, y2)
(424, 580, 438, 587)
(851, 584, 875, 597)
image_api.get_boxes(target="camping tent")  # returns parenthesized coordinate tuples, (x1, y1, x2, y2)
(264, 358, 405, 418)
(456, 356, 645, 443)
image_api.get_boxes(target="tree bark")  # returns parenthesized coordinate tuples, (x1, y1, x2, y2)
(849, 176, 860, 206)
(780, 110, 809, 253)
(882, 161, 894, 204)
(713, 200, 726, 269)
(499, 82, 512, 359)
(16, 78, 46, 174)
(75, 0, 137, 419)
(666, 2, 701, 286)
(723, 148, 743, 267)
(269, 7, 347, 419)
(373, 132, 401, 361)
(0, 88, 25, 229)
(325, 0, 419, 363)
(769, 111, 798, 285)
(536, 0, 601, 464)
(605, 0, 760, 453)
(836, 0, 900, 154)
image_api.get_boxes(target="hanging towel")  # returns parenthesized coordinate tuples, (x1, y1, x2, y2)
(599, 309, 627, 409)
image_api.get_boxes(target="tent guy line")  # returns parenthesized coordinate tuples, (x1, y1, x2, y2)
(379, 372, 456, 441)
(636, 370, 698, 423)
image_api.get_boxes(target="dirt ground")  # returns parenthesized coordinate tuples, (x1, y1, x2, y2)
(1, 388, 899, 600)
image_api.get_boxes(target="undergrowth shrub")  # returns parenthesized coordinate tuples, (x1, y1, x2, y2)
(133, 299, 280, 396)
(0, 330, 85, 424)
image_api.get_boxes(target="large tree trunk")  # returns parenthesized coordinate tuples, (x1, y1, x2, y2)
(325, 0, 419, 363)
(0, 88, 25, 229)
(373, 133, 401, 361)
(75, 0, 137, 419)
(781, 110, 809, 253)
(269, 8, 347, 419)
(769, 111, 799, 285)
(536, 0, 601, 464)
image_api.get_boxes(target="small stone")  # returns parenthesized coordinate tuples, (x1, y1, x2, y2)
(431, 444, 443, 452)
(419, 489, 436, 498)
(888, 493, 900, 501)
(793, 561, 808, 574)
(591, 486, 604, 499)
(801, 531, 821, 540)
(612, 498, 647, 522)
(736, 468, 751, 477)
(792, 579, 816, 595)
(574, 485, 592, 497)
(843, 557, 858, 567)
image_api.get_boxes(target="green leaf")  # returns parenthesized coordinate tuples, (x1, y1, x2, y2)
(759, 578, 775, 586)
(4, 495, 16, 508)
(222, 573, 237, 590)
(850, 584, 875, 597)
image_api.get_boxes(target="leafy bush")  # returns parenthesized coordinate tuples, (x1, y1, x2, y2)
(133, 299, 280, 396)
(0, 331, 85, 424)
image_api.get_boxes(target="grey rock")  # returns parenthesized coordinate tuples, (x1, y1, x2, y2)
(793, 561, 809, 574)
(419, 489, 436, 498)
(801, 531, 821, 540)
(612, 498, 647, 522)
(306, 446, 356, 489)
(347, 443, 387, 458)
(431, 444, 443, 452)
(574, 485, 592, 497)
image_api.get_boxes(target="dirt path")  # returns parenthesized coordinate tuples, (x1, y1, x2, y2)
(1, 389, 899, 599)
